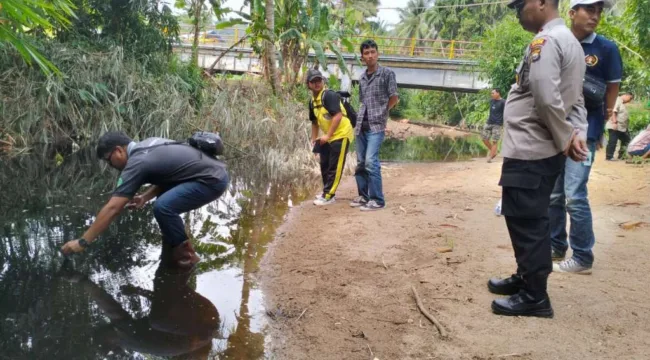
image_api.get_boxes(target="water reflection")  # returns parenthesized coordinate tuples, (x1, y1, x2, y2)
(0, 148, 314, 359)
(380, 135, 487, 162)
(62, 263, 220, 358)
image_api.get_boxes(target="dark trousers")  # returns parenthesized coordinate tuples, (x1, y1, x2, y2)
(606, 129, 630, 160)
(319, 138, 349, 200)
(499, 153, 565, 300)
(153, 176, 229, 246)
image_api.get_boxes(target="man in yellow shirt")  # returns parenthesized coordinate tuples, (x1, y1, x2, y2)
(307, 69, 354, 206)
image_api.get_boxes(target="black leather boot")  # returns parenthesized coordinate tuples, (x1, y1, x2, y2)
(491, 292, 554, 318)
(487, 274, 524, 295)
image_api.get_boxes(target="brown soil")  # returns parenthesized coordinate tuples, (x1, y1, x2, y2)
(260, 150, 650, 360)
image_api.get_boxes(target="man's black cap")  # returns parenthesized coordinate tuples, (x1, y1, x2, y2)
(96, 131, 132, 159)
(306, 69, 324, 83)
(507, 0, 523, 8)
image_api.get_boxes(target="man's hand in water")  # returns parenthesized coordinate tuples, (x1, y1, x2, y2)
(61, 240, 85, 255)
(126, 195, 146, 210)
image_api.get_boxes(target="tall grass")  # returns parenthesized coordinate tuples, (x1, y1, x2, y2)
(0, 43, 316, 181)
(193, 81, 315, 180)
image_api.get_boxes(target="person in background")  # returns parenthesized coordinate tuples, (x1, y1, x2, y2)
(306, 69, 354, 206)
(487, 0, 588, 318)
(548, 0, 623, 275)
(60, 132, 230, 268)
(605, 92, 634, 160)
(482, 88, 506, 162)
(627, 125, 650, 159)
(350, 39, 399, 211)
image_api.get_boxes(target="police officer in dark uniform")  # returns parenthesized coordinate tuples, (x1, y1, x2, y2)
(487, 0, 589, 318)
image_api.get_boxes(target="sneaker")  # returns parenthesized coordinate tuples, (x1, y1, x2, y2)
(360, 200, 384, 211)
(553, 258, 592, 275)
(314, 196, 335, 206)
(551, 249, 566, 261)
(349, 196, 368, 208)
(315, 194, 324, 200)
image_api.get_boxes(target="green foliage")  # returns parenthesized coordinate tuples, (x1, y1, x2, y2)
(389, 89, 412, 118)
(425, 0, 508, 41)
(395, 0, 436, 44)
(627, 0, 650, 55)
(55, 0, 180, 62)
(274, 0, 357, 85)
(598, 12, 650, 96)
(477, 15, 531, 96)
(0, 0, 76, 74)
(0, 44, 203, 145)
(628, 105, 650, 136)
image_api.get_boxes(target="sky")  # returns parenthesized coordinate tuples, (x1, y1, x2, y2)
(219, 0, 409, 26)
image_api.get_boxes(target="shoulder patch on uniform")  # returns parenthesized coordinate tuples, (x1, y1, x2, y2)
(529, 47, 542, 63)
(528, 38, 546, 63)
(530, 38, 547, 48)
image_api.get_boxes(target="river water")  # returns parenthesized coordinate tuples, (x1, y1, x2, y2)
(0, 135, 484, 359)
(0, 147, 313, 360)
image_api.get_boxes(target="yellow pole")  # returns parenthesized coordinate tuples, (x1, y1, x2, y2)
(448, 40, 455, 59)
(234, 28, 239, 47)
(410, 37, 416, 57)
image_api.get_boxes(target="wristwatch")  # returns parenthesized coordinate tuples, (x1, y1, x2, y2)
(78, 238, 89, 248)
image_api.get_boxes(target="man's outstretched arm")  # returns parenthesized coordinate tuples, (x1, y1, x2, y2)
(61, 196, 131, 254)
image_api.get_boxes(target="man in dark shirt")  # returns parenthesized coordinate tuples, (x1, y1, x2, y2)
(482, 89, 506, 162)
(61, 132, 230, 268)
(549, 0, 623, 274)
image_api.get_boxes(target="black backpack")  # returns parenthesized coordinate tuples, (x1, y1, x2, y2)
(311, 90, 358, 128)
(187, 131, 225, 157)
(129, 131, 225, 158)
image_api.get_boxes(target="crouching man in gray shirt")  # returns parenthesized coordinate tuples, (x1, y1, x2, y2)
(486, 0, 588, 318)
(61, 131, 230, 269)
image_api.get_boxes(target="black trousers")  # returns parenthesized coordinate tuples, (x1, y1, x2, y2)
(319, 138, 350, 200)
(499, 153, 566, 300)
(606, 129, 631, 160)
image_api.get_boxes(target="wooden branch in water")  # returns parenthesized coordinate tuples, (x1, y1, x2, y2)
(411, 285, 447, 337)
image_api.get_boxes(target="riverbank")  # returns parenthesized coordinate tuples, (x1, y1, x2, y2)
(260, 151, 650, 359)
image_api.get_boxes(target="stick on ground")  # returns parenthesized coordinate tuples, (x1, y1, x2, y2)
(296, 308, 308, 321)
(411, 285, 447, 337)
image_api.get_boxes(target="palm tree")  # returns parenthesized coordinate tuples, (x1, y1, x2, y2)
(0, 0, 76, 75)
(265, 0, 282, 94)
(395, 0, 436, 54)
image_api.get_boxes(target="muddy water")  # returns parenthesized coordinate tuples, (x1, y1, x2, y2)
(0, 148, 313, 360)
(381, 135, 487, 162)
(0, 137, 483, 359)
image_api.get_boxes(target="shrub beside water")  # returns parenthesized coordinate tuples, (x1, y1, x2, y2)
(0, 44, 314, 180)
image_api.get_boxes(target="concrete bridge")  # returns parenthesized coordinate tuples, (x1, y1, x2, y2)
(172, 43, 487, 93)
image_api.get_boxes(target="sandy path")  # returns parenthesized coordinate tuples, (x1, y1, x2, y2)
(260, 152, 650, 360)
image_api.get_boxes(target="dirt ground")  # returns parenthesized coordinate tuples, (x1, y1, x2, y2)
(260, 148, 650, 360)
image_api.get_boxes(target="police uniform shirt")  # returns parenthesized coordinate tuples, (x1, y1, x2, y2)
(502, 18, 588, 161)
(581, 32, 623, 141)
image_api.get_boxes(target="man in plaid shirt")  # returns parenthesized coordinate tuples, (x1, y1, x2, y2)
(350, 40, 399, 211)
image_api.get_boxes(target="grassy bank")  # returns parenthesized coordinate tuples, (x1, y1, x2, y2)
(0, 44, 314, 180)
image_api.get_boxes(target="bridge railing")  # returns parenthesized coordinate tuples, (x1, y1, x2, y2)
(178, 30, 481, 60)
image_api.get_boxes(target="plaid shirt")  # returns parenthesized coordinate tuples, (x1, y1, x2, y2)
(357, 65, 398, 135)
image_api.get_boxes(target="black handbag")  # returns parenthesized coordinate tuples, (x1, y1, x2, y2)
(583, 73, 607, 109)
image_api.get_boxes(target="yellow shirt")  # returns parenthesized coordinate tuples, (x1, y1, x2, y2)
(311, 89, 354, 142)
